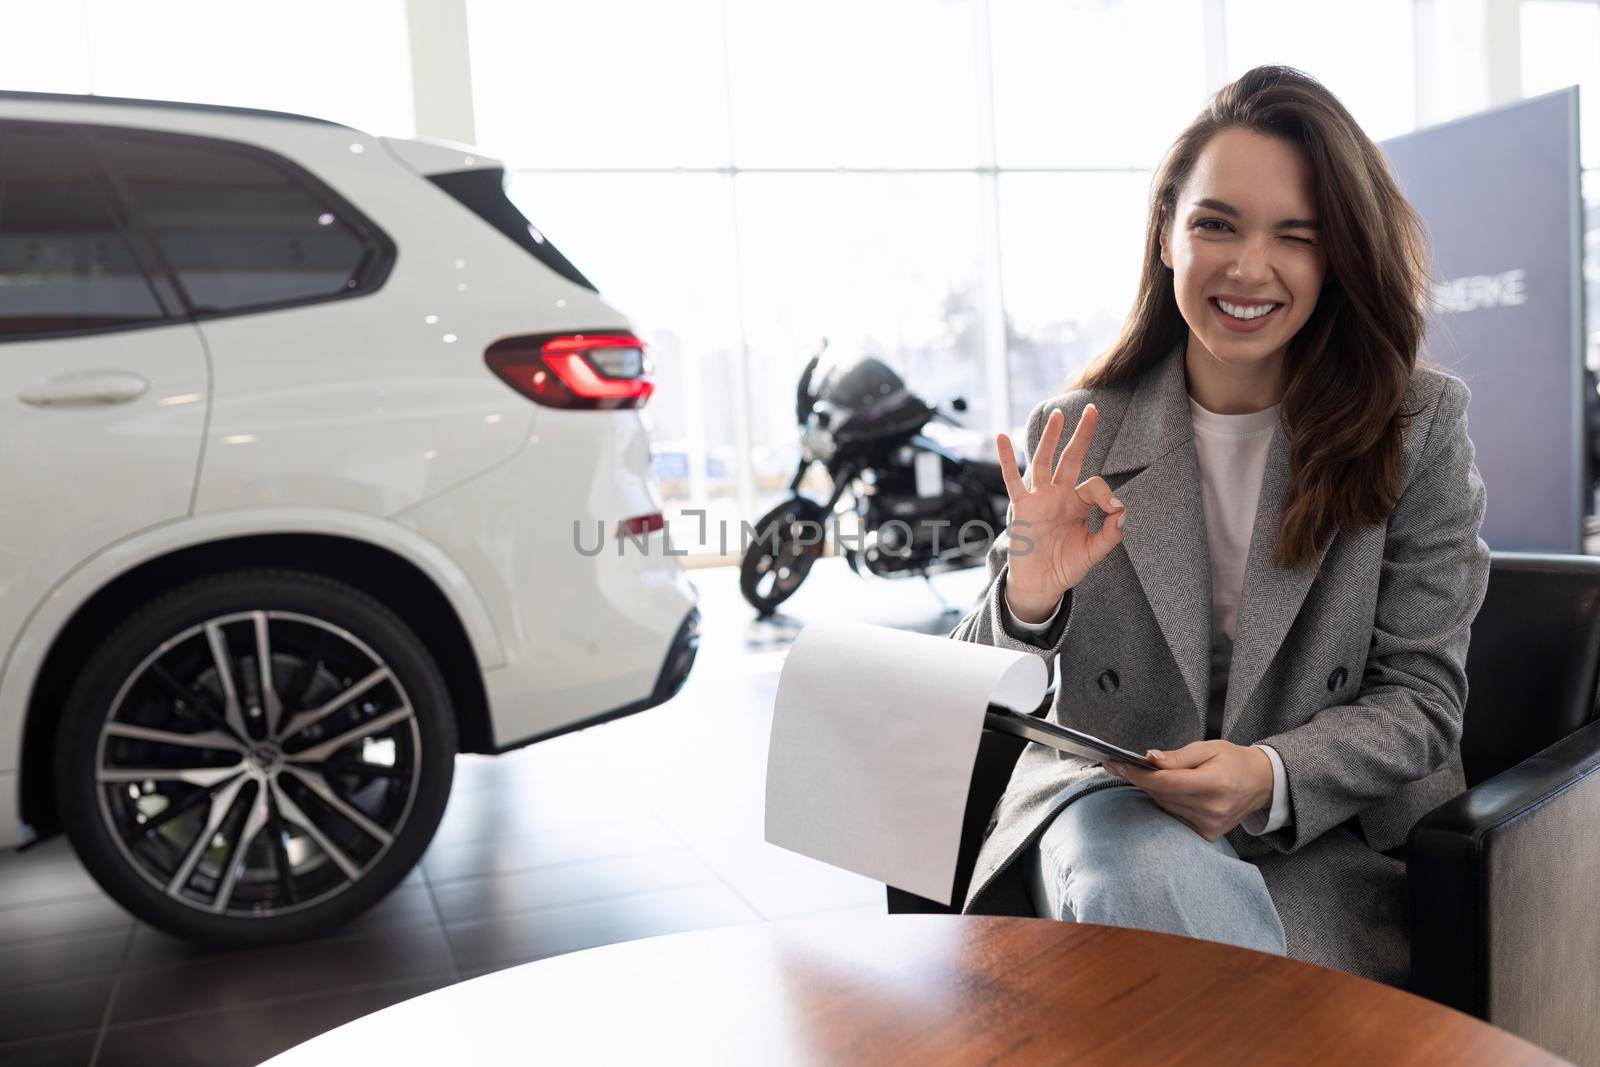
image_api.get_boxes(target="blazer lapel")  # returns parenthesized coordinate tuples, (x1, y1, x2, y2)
(1220, 419, 1336, 734)
(1100, 342, 1213, 731)
(1097, 339, 1337, 737)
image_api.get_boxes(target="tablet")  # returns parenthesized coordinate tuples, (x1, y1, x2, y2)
(983, 705, 1159, 770)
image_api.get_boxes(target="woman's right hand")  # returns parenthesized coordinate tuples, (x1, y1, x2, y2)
(995, 403, 1128, 623)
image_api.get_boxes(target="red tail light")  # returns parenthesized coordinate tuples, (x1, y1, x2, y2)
(616, 513, 665, 539)
(485, 331, 654, 409)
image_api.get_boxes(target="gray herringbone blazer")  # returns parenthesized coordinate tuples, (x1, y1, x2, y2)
(951, 340, 1491, 986)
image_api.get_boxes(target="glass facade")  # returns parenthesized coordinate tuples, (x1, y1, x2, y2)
(7, 0, 1595, 550)
(466, 0, 1481, 553)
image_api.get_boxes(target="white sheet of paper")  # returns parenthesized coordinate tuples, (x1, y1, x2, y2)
(764, 620, 1047, 905)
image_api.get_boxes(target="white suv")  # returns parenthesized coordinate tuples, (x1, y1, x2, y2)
(0, 91, 699, 945)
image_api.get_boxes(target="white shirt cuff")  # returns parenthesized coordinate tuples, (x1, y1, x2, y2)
(1003, 585, 1062, 632)
(1240, 744, 1290, 835)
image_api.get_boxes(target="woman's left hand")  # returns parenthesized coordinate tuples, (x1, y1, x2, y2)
(1104, 741, 1275, 841)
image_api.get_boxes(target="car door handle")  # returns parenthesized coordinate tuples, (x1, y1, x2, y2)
(18, 371, 151, 407)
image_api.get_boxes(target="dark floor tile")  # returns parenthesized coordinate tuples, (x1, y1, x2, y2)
(97, 973, 456, 1067)
(0, 894, 131, 947)
(429, 847, 716, 926)
(0, 972, 114, 1044)
(0, 1027, 98, 1067)
(0, 563, 961, 1063)
(110, 921, 455, 1024)
(0, 927, 127, 991)
(443, 881, 760, 971)
(122, 882, 442, 975)
(420, 815, 670, 884)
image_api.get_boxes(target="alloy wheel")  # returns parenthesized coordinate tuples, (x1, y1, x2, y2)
(93, 610, 422, 918)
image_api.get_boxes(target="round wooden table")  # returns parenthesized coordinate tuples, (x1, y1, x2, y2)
(266, 914, 1568, 1065)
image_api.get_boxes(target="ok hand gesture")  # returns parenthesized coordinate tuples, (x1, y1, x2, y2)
(995, 404, 1128, 622)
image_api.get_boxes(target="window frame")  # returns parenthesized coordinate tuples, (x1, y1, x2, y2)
(0, 119, 187, 345)
(83, 120, 398, 324)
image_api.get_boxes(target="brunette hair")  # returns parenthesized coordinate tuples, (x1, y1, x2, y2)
(1073, 64, 1443, 573)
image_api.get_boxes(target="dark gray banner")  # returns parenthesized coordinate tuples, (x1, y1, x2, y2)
(1381, 85, 1583, 552)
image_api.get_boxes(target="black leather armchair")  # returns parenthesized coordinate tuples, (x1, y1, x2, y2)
(887, 552, 1600, 1066)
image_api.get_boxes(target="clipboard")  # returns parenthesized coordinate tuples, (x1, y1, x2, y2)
(983, 705, 1159, 770)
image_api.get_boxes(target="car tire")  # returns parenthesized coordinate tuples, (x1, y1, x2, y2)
(54, 568, 457, 947)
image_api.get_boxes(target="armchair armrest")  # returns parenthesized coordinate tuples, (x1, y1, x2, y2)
(1407, 717, 1600, 1062)
(885, 686, 1057, 915)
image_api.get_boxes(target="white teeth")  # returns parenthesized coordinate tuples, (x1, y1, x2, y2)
(1217, 299, 1279, 321)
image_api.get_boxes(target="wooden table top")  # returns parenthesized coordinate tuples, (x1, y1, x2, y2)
(267, 914, 1569, 1066)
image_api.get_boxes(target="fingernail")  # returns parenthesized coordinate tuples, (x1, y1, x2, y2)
(1147, 750, 1164, 761)
(1108, 496, 1124, 510)
(1116, 514, 1126, 529)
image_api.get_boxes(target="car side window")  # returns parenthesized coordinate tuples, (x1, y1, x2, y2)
(0, 123, 168, 340)
(91, 128, 392, 316)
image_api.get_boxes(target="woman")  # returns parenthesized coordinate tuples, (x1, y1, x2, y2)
(951, 64, 1491, 987)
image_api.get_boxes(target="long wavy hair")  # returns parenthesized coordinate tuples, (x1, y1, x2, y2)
(1073, 64, 1443, 574)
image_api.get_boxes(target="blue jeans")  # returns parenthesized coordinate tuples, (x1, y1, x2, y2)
(1026, 783, 1287, 956)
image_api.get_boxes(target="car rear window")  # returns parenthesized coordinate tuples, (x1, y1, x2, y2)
(427, 168, 597, 292)
(93, 128, 394, 317)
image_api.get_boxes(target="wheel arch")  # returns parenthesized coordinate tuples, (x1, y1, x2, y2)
(17, 531, 498, 840)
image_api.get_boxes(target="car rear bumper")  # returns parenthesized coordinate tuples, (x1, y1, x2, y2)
(482, 604, 699, 754)
(394, 407, 698, 748)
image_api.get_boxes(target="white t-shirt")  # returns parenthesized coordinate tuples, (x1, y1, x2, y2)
(1004, 395, 1290, 834)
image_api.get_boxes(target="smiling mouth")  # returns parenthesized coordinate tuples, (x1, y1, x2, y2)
(1211, 297, 1282, 320)
(1209, 296, 1284, 330)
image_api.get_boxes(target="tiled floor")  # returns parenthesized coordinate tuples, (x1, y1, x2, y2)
(0, 559, 988, 1066)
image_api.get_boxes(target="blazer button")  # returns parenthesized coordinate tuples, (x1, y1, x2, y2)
(1097, 669, 1119, 693)
(1328, 667, 1348, 691)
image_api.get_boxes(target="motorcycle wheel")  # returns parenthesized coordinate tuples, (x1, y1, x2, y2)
(740, 498, 826, 616)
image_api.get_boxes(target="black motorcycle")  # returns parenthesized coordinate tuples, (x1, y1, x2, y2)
(740, 345, 1020, 615)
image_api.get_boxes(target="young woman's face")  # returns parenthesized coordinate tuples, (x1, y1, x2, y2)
(1159, 127, 1329, 376)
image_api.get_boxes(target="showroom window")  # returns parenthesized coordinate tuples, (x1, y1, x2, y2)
(91, 128, 394, 317)
(998, 170, 1156, 430)
(988, 0, 1209, 169)
(1225, 0, 1417, 143)
(734, 171, 991, 512)
(0, 0, 415, 135)
(1522, 0, 1600, 371)
(470, 0, 1549, 555)
(0, 122, 168, 340)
